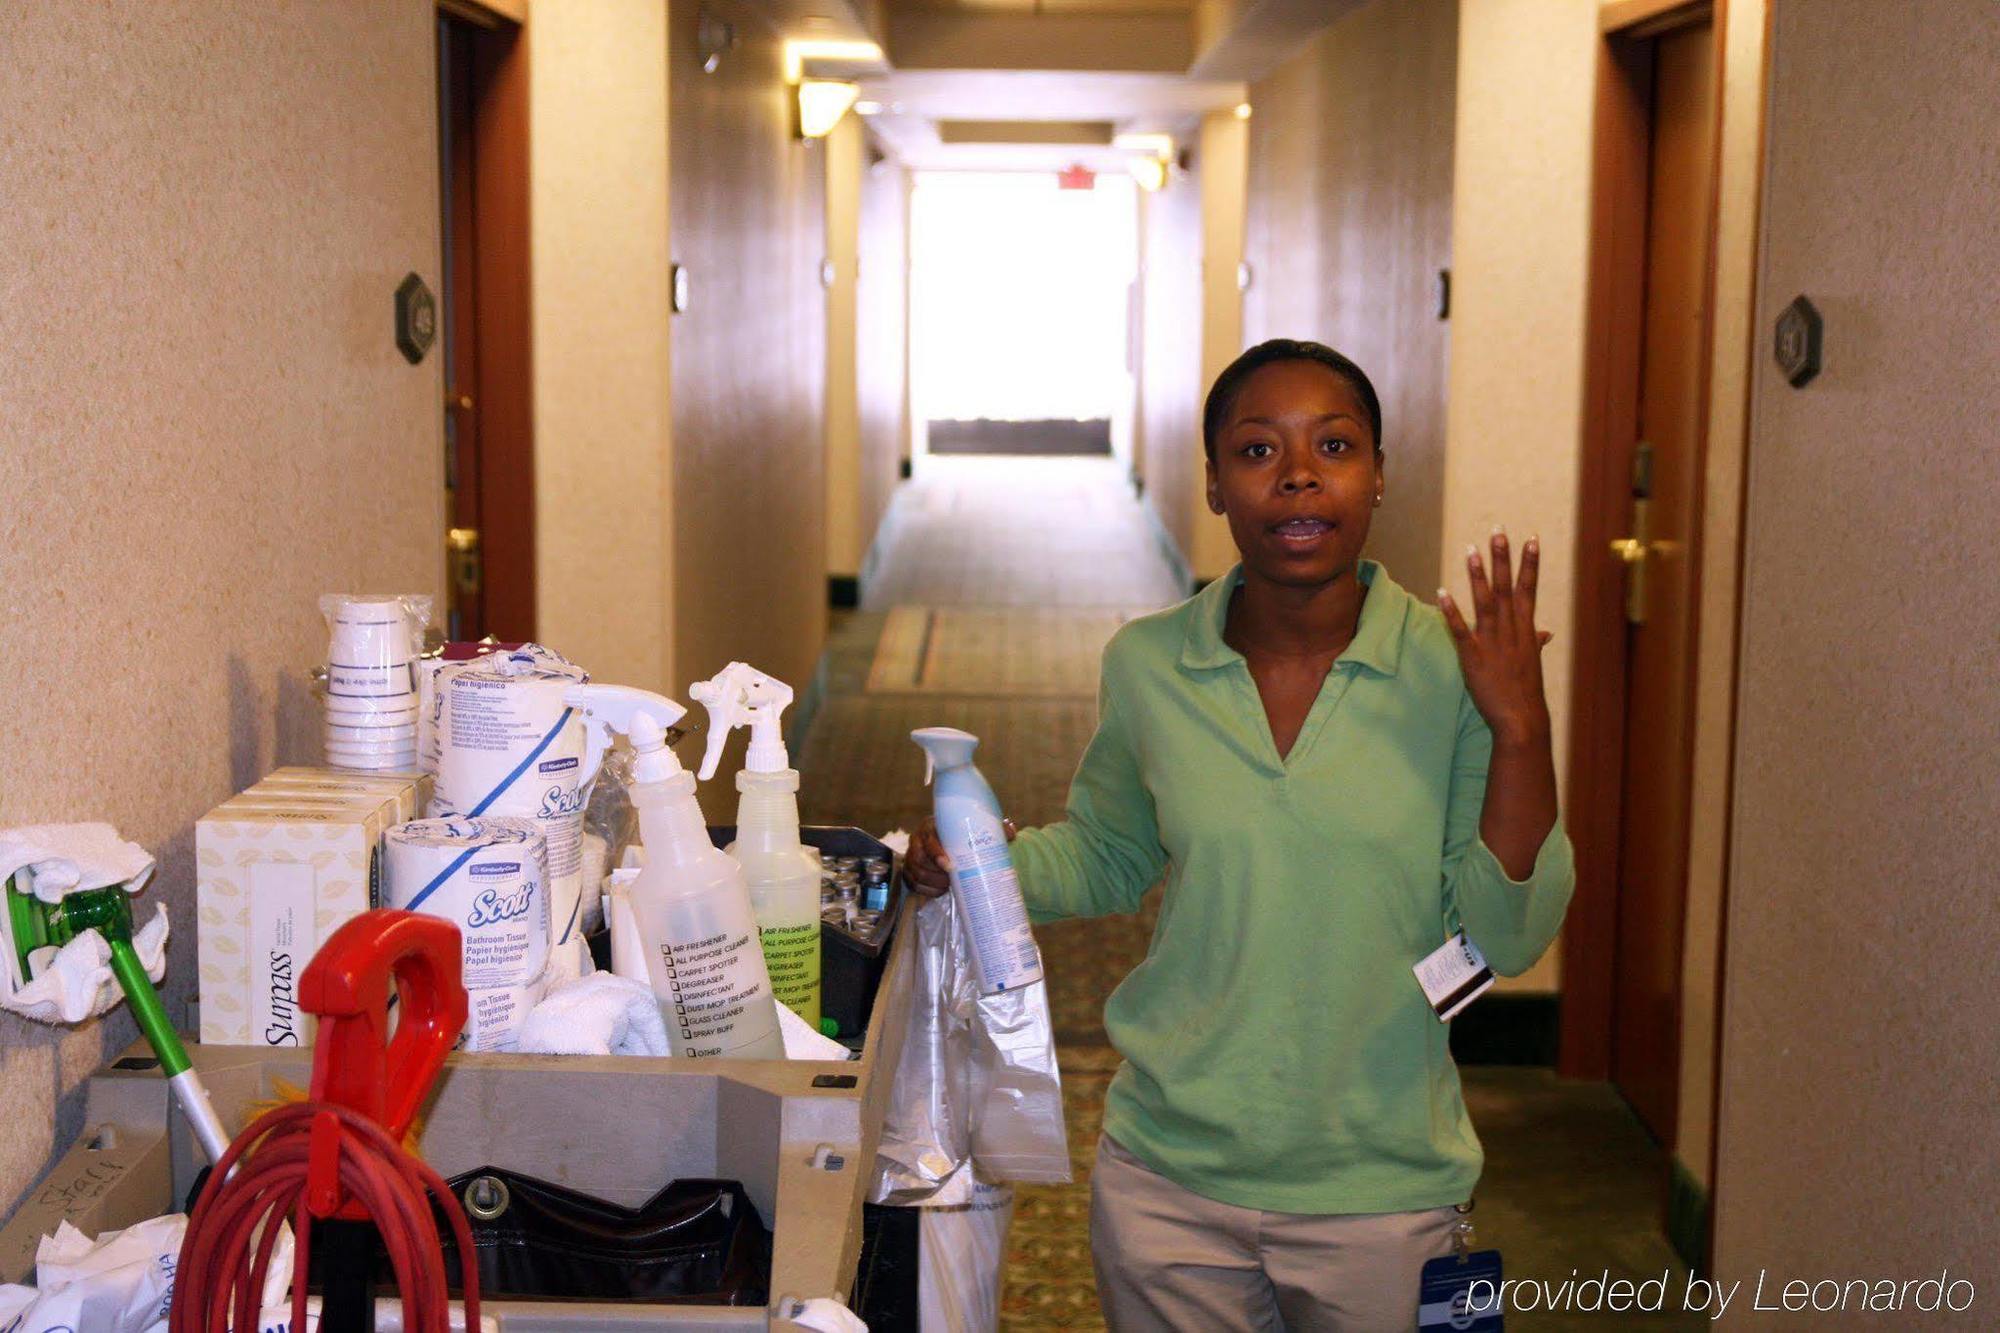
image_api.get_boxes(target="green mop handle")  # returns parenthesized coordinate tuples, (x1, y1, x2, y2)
(101, 935, 232, 1166)
(15, 876, 233, 1165)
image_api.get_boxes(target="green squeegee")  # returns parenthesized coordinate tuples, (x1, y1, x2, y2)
(6, 872, 231, 1164)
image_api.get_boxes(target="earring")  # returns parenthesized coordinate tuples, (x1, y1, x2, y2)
(1373, 493, 1383, 507)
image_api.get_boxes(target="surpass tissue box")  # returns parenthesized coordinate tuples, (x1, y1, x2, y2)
(195, 768, 428, 1047)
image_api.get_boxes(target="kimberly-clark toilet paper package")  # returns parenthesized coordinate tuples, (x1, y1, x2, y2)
(385, 817, 551, 1051)
(431, 645, 597, 982)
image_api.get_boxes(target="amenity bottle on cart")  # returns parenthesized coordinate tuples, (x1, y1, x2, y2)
(568, 684, 784, 1060)
(912, 727, 1044, 994)
(691, 662, 823, 1029)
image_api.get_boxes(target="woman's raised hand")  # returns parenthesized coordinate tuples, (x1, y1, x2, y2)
(901, 816, 1016, 899)
(1438, 529, 1555, 747)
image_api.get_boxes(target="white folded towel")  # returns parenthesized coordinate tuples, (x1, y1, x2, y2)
(513, 971, 671, 1057)
(0, 905, 170, 1025)
(777, 998, 853, 1061)
(0, 823, 155, 903)
(781, 1296, 869, 1332)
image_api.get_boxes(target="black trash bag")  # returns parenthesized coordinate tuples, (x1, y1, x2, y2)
(406, 1167, 771, 1306)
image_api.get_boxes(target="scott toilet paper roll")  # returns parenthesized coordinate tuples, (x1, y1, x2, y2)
(431, 645, 595, 981)
(385, 818, 551, 1051)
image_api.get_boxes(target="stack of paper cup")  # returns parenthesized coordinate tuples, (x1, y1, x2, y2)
(321, 595, 421, 771)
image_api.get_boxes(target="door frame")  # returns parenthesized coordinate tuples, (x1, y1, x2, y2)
(1557, 0, 1725, 1090)
(438, 0, 535, 639)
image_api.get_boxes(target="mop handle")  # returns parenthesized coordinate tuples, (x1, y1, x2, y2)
(102, 932, 232, 1164)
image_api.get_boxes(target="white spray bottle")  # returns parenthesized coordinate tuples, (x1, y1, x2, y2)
(567, 684, 784, 1060)
(690, 662, 823, 1029)
(912, 727, 1044, 994)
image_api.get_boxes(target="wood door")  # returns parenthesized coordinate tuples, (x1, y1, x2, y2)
(437, 9, 533, 642)
(1609, 20, 1715, 1146)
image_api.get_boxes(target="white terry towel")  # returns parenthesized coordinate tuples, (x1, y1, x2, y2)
(780, 1296, 869, 1332)
(0, 823, 155, 903)
(513, 972, 671, 1057)
(2, 905, 170, 1025)
(777, 999, 852, 1061)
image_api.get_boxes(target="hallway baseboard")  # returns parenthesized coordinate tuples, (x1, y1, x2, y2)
(1137, 489, 1195, 599)
(1449, 993, 1560, 1067)
(1668, 1155, 1709, 1278)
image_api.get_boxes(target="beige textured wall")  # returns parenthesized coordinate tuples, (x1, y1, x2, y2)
(825, 115, 865, 578)
(1713, 0, 2000, 1308)
(1192, 110, 1249, 582)
(1673, 0, 1768, 1195)
(1137, 167, 1204, 565)
(855, 145, 910, 574)
(668, 0, 827, 810)
(530, 0, 675, 692)
(0, 1, 441, 1213)
(1444, 0, 1599, 992)
(1241, 0, 1456, 598)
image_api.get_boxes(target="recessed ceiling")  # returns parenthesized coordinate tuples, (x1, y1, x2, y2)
(893, 0, 1195, 12)
(859, 67, 1242, 171)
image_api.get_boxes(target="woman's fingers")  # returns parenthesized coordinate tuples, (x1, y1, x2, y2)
(1465, 543, 1495, 629)
(1437, 588, 1473, 644)
(1489, 529, 1519, 644)
(1518, 535, 1541, 646)
(1487, 529, 1514, 603)
(902, 821, 954, 896)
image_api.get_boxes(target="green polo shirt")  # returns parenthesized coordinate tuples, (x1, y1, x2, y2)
(1010, 559, 1575, 1215)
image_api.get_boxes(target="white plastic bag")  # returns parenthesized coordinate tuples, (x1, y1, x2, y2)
(919, 1181, 1016, 1333)
(871, 885, 1069, 1202)
(0, 1215, 184, 1333)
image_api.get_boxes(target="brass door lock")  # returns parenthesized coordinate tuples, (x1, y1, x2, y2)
(447, 526, 482, 596)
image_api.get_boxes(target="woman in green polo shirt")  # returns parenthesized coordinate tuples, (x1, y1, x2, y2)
(905, 339, 1575, 1330)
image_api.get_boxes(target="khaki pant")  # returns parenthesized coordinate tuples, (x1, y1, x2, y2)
(1089, 1135, 1462, 1332)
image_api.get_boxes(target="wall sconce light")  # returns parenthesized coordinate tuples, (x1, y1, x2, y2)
(696, 8, 735, 74)
(1234, 102, 1252, 120)
(798, 79, 860, 138)
(1115, 132, 1174, 192)
(782, 39, 884, 84)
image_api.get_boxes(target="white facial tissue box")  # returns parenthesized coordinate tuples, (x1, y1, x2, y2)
(195, 773, 421, 1047)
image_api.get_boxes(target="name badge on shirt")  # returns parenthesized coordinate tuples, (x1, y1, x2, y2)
(1413, 932, 1494, 1022)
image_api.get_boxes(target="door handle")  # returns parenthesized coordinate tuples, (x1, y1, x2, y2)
(447, 526, 482, 597)
(1610, 511, 1650, 625)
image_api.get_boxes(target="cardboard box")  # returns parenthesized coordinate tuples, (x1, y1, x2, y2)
(195, 774, 421, 1047)
(259, 765, 432, 821)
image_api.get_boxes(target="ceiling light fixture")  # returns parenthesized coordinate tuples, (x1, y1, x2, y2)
(782, 38, 884, 84)
(1234, 102, 1252, 120)
(798, 79, 860, 138)
(1112, 132, 1175, 158)
(1113, 131, 1174, 191)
